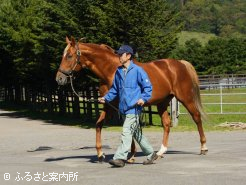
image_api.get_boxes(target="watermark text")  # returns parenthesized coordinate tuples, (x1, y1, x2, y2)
(4, 172, 78, 182)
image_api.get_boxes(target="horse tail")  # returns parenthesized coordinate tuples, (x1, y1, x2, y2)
(180, 60, 207, 120)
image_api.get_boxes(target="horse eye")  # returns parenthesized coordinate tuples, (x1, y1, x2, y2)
(67, 55, 73, 60)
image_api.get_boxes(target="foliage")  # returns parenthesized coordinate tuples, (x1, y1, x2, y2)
(171, 37, 246, 74)
(0, 0, 245, 90)
(204, 37, 246, 74)
(0, 0, 182, 88)
(0, 0, 81, 86)
(177, 0, 246, 38)
(71, 0, 182, 61)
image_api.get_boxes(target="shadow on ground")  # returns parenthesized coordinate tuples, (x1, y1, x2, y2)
(42, 150, 198, 164)
(0, 102, 102, 128)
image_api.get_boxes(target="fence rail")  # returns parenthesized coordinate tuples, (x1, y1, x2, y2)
(0, 74, 246, 125)
(178, 84, 246, 115)
(199, 74, 246, 86)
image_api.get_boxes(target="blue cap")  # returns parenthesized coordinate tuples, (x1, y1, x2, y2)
(116, 45, 134, 55)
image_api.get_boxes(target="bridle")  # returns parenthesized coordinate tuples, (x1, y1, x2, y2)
(58, 44, 82, 77)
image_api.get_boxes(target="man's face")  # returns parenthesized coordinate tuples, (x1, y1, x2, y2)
(119, 53, 131, 65)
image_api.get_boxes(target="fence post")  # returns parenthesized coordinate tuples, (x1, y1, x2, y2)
(46, 87, 53, 113)
(171, 97, 179, 127)
(86, 88, 92, 118)
(72, 93, 80, 117)
(93, 87, 100, 118)
(58, 89, 66, 115)
(220, 85, 223, 114)
(148, 106, 153, 125)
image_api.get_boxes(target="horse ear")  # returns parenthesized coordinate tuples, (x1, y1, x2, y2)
(66, 36, 70, 44)
(70, 36, 76, 46)
(79, 37, 86, 43)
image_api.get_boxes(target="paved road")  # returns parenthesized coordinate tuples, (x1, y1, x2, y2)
(0, 109, 246, 185)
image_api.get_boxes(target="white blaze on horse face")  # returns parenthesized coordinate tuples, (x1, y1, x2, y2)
(63, 44, 70, 58)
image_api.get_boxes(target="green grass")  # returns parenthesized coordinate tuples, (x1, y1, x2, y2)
(135, 113, 246, 132)
(178, 31, 217, 46)
(170, 87, 246, 131)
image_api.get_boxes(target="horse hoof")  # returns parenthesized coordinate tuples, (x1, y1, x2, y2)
(200, 149, 208, 155)
(157, 154, 164, 159)
(127, 158, 135, 164)
(98, 153, 106, 163)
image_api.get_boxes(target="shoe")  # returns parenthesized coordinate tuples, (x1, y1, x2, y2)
(109, 159, 125, 167)
(143, 152, 158, 165)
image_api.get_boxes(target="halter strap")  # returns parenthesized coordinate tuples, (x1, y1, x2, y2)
(58, 43, 82, 77)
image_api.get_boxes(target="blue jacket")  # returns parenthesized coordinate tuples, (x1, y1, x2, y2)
(104, 61, 152, 115)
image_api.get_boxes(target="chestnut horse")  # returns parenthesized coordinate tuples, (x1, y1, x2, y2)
(56, 37, 208, 162)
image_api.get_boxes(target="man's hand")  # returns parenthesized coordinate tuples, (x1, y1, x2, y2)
(98, 97, 105, 104)
(136, 99, 145, 106)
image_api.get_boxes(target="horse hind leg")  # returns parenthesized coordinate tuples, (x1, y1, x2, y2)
(193, 111, 208, 155)
(195, 111, 208, 155)
(182, 101, 208, 155)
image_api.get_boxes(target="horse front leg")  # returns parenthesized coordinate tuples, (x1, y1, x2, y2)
(96, 111, 106, 162)
(127, 138, 137, 163)
(157, 110, 170, 157)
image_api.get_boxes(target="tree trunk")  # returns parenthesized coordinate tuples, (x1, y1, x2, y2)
(180, 0, 186, 7)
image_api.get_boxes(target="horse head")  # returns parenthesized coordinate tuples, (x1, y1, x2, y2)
(56, 36, 86, 85)
(56, 36, 120, 86)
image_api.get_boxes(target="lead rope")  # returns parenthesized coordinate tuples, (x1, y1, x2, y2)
(69, 75, 120, 113)
(69, 75, 122, 162)
(141, 107, 147, 128)
(69, 74, 148, 126)
(137, 106, 147, 128)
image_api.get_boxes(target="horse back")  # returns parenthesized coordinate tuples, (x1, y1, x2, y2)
(134, 59, 198, 104)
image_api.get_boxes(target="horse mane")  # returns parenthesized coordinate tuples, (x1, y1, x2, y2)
(100, 44, 115, 53)
(78, 43, 117, 56)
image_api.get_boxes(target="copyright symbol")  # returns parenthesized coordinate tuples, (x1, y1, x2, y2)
(4, 173, 10, 180)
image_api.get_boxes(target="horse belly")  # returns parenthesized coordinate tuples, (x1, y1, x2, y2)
(147, 77, 172, 105)
(138, 60, 175, 105)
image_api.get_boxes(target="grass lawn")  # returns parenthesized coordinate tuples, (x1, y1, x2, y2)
(122, 112, 246, 132)
(178, 31, 217, 46)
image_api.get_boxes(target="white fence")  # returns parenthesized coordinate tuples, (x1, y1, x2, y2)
(170, 83, 246, 126)
(200, 84, 246, 114)
(178, 84, 246, 115)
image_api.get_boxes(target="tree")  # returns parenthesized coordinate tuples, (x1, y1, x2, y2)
(180, 0, 187, 7)
(170, 36, 246, 74)
(0, 0, 82, 87)
(179, 0, 246, 37)
(73, 0, 182, 61)
(170, 38, 205, 73)
(203, 38, 246, 74)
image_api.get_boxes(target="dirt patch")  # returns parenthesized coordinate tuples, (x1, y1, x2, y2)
(218, 122, 246, 129)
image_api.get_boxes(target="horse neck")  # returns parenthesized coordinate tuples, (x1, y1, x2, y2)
(80, 43, 120, 85)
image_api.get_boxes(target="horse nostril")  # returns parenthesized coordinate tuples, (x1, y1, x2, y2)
(56, 73, 68, 85)
(56, 76, 63, 84)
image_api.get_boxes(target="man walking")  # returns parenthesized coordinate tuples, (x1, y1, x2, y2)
(99, 45, 157, 167)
